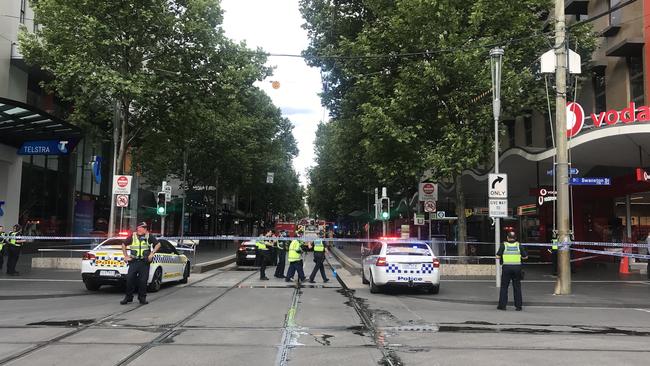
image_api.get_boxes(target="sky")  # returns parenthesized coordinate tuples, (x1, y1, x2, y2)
(220, 0, 326, 186)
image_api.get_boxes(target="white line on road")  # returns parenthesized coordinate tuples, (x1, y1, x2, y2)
(634, 308, 650, 313)
(441, 280, 650, 284)
(0, 278, 79, 282)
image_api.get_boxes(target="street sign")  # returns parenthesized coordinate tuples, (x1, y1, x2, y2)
(112, 175, 132, 195)
(569, 177, 611, 186)
(266, 172, 274, 184)
(546, 167, 579, 176)
(414, 213, 425, 226)
(489, 199, 508, 218)
(162, 182, 172, 202)
(517, 204, 537, 216)
(419, 182, 438, 201)
(400, 225, 410, 239)
(488, 174, 508, 198)
(116, 194, 129, 208)
(436, 211, 446, 219)
(424, 200, 436, 213)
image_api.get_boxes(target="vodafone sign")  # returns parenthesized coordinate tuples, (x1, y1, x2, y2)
(566, 102, 650, 138)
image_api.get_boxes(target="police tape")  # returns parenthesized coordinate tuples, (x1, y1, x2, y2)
(570, 247, 650, 260)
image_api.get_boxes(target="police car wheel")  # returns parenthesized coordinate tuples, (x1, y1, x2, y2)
(179, 263, 190, 284)
(361, 266, 369, 285)
(428, 285, 440, 294)
(369, 272, 381, 294)
(84, 280, 100, 291)
(148, 268, 163, 292)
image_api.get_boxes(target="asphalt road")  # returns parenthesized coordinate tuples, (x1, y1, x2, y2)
(0, 253, 649, 365)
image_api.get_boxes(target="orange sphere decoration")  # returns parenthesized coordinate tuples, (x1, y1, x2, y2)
(271, 80, 281, 89)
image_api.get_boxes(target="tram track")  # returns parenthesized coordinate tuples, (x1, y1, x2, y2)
(0, 267, 237, 365)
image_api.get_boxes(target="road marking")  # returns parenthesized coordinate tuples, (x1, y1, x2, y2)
(634, 308, 650, 313)
(441, 279, 650, 284)
(0, 278, 79, 282)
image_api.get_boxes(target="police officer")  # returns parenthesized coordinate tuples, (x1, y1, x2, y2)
(274, 231, 288, 279)
(255, 232, 272, 280)
(309, 234, 329, 283)
(285, 238, 310, 283)
(121, 222, 161, 305)
(496, 231, 528, 311)
(0, 225, 6, 271)
(6, 225, 25, 276)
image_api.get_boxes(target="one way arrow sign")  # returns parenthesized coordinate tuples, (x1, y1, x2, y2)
(488, 174, 508, 198)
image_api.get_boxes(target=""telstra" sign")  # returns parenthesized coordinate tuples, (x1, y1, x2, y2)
(566, 102, 650, 138)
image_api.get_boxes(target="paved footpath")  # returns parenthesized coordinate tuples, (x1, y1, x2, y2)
(0, 252, 649, 365)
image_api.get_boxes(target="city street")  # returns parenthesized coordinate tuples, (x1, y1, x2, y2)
(1, 252, 650, 366)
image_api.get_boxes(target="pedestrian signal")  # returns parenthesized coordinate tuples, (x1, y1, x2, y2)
(156, 192, 166, 215)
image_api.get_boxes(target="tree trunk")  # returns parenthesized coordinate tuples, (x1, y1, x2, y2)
(455, 174, 467, 259)
(116, 101, 129, 174)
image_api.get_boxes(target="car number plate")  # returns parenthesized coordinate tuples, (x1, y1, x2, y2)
(403, 264, 419, 269)
(100, 270, 117, 277)
(246, 255, 256, 259)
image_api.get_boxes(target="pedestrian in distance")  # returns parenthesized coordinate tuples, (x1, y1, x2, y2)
(6, 225, 26, 276)
(496, 231, 528, 311)
(120, 222, 161, 305)
(274, 230, 288, 279)
(309, 233, 329, 283)
(285, 238, 310, 284)
(0, 225, 7, 271)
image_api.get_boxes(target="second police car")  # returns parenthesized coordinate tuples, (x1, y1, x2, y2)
(361, 238, 440, 294)
(81, 236, 190, 292)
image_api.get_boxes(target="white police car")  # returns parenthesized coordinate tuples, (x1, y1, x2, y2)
(361, 238, 440, 294)
(81, 237, 190, 292)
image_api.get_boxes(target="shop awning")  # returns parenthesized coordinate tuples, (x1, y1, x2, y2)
(0, 97, 82, 148)
(606, 38, 644, 57)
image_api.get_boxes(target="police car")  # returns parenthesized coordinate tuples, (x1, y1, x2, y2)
(361, 238, 440, 294)
(81, 237, 190, 292)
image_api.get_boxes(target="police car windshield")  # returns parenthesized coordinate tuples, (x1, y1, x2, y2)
(97, 239, 125, 249)
(385, 243, 431, 256)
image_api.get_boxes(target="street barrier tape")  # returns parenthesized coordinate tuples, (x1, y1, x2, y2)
(570, 247, 650, 260)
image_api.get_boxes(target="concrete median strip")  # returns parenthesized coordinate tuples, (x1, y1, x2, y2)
(191, 254, 236, 273)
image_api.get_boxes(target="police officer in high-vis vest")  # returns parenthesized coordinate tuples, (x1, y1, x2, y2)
(285, 238, 310, 283)
(274, 231, 288, 279)
(496, 231, 528, 311)
(255, 232, 273, 280)
(309, 234, 329, 283)
(6, 225, 25, 276)
(0, 225, 7, 271)
(121, 222, 161, 305)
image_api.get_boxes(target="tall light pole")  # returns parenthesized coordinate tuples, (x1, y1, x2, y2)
(490, 47, 504, 287)
(554, 0, 571, 295)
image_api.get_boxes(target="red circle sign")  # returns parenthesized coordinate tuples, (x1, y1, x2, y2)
(423, 183, 435, 194)
(566, 102, 584, 138)
(117, 176, 129, 188)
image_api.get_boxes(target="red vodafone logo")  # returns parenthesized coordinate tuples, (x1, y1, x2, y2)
(422, 183, 435, 194)
(117, 176, 129, 188)
(566, 102, 584, 138)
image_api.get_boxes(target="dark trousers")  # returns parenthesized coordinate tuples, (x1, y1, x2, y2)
(309, 253, 328, 281)
(551, 249, 558, 275)
(498, 265, 523, 309)
(125, 259, 150, 300)
(6, 245, 20, 274)
(0, 245, 5, 269)
(286, 260, 306, 281)
(257, 250, 269, 278)
(274, 250, 286, 278)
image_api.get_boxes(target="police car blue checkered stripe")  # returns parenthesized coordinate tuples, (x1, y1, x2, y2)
(385, 263, 434, 274)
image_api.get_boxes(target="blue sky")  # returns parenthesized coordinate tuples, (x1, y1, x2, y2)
(221, 0, 326, 186)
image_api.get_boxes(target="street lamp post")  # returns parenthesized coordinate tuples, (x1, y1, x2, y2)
(490, 47, 504, 288)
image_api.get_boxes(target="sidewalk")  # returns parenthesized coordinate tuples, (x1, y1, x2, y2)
(331, 246, 650, 309)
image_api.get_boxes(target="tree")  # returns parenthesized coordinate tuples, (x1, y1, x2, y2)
(302, 0, 596, 242)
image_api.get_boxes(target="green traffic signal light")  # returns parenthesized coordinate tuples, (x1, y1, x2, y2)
(382, 211, 389, 219)
(157, 206, 166, 215)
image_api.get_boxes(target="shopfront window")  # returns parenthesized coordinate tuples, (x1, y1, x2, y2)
(504, 120, 515, 147)
(628, 56, 644, 105)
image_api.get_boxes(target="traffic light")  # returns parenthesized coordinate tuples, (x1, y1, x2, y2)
(380, 197, 390, 220)
(156, 192, 166, 215)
